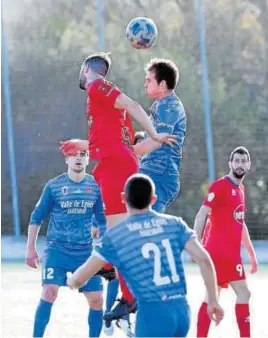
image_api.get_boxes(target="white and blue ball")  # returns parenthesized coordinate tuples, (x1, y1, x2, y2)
(126, 17, 158, 49)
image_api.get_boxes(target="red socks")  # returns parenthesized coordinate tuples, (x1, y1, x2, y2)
(197, 302, 211, 337)
(118, 271, 134, 302)
(197, 302, 250, 338)
(235, 303, 250, 337)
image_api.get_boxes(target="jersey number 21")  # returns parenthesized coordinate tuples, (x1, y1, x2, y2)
(142, 238, 180, 286)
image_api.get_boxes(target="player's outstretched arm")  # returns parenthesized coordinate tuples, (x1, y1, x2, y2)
(185, 239, 224, 325)
(242, 223, 258, 274)
(67, 255, 106, 289)
(133, 137, 161, 156)
(194, 205, 211, 243)
(115, 93, 176, 145)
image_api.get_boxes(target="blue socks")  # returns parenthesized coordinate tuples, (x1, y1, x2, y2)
(105, 278, 119, 313)
(33, 299, 103, 337)
(88, 308, 103, 337)
(33, 299, 53, 337)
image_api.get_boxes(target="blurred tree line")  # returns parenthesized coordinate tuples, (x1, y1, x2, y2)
(2, 0, 268, 238)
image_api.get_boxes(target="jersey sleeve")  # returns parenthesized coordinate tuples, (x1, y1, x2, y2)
(156, 104, 185, 134)
(176, 217, 196, 251)
(92, 233, 121, 268)
(93, 187, 107, 236)
(203, 180, 224, 209)
(88, 80, 121, 109)
(29, 183, 54, 225)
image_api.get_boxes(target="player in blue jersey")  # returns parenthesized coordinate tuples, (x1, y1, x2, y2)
(25, 139, 106, 338)
(134, 58, 187, 213)
(104, 58, 187, 322)
(67, 174, 224, 337)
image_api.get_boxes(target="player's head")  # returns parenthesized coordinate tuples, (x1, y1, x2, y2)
(229, 146, 251, 179)
(79, 52, 112, 90)
(61, 139, 89, 173)
(144, 58, 179, 99)
(122, 174, 157, 210)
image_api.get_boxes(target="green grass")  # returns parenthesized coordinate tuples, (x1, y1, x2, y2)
(2, 263, 268, 337)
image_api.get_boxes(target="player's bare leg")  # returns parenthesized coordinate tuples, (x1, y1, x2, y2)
(33, 284, 59, 337)
(197, 286, 222, 337)
(84, 291, 103, 338)
(230, 280, 251, 337)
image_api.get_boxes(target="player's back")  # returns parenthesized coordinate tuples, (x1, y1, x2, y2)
(103, 211, 195, 303)
(86, 78, 134, 160)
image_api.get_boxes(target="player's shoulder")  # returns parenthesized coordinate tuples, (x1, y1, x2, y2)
(90, 78, 118, 91)
(210, 176, 228, 189)
(155, 212, 188, 229)
(47, 173, 66, 186)
(84, 174, 100, 188)
(158, 93, 185, 119)
(42, 173, 67, 194)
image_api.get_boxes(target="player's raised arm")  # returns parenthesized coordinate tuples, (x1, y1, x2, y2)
(115, 93, 176, 146)
(194, 205, 211, 242)
(26, 183, 53, 268)
(184, 238, 224, 324)
(242, 222, 258, 274)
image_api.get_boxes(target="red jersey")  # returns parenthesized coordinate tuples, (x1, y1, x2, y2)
(86, 78, 135, 160)
(202, 176, 246, 260)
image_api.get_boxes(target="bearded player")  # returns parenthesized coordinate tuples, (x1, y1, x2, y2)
(194, 146, 258, 337)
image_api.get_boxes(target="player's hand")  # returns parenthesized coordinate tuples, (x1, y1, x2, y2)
(66, 272, 76, 289)
(91, 226, 100, 239)
(59, 140, 89, 156)
(207, 301, 224, 325)
(25, 248, 39, 268)
(250, 256, 258, 274)
(152, 133, 177, 147)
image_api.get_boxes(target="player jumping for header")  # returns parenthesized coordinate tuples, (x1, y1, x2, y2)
(60, 52, 177, 333)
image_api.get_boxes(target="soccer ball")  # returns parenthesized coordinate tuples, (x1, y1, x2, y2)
(126, 17, 158, 49)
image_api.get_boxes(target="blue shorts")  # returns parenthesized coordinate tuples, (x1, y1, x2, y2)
(135, 298, 190, 337)
(139, 169, 180, 213)
(42, 245, 103, 293)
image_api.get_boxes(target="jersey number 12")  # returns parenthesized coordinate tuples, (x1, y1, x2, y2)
(141, 238, 180, 286)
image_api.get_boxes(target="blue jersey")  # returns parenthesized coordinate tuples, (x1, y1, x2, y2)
(94, 211, 195, 303)
(140, 93, 186, 177)
(30, 173, 106, 249)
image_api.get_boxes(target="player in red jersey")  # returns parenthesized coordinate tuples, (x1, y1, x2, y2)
(60, 52, 176, 332)
(194, 146, 258, 338)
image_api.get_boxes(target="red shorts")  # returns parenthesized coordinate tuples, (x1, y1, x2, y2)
(92, 150, 139, 216)
(211, 256, 246, 288)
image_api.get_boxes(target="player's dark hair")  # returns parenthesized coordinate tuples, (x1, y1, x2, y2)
(145, 58, 179, 90)
(230, 146, 251, 162)
(84, 52, 112, 76)
(134, 131, 145, 145)
(124, 174, 155, 209)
